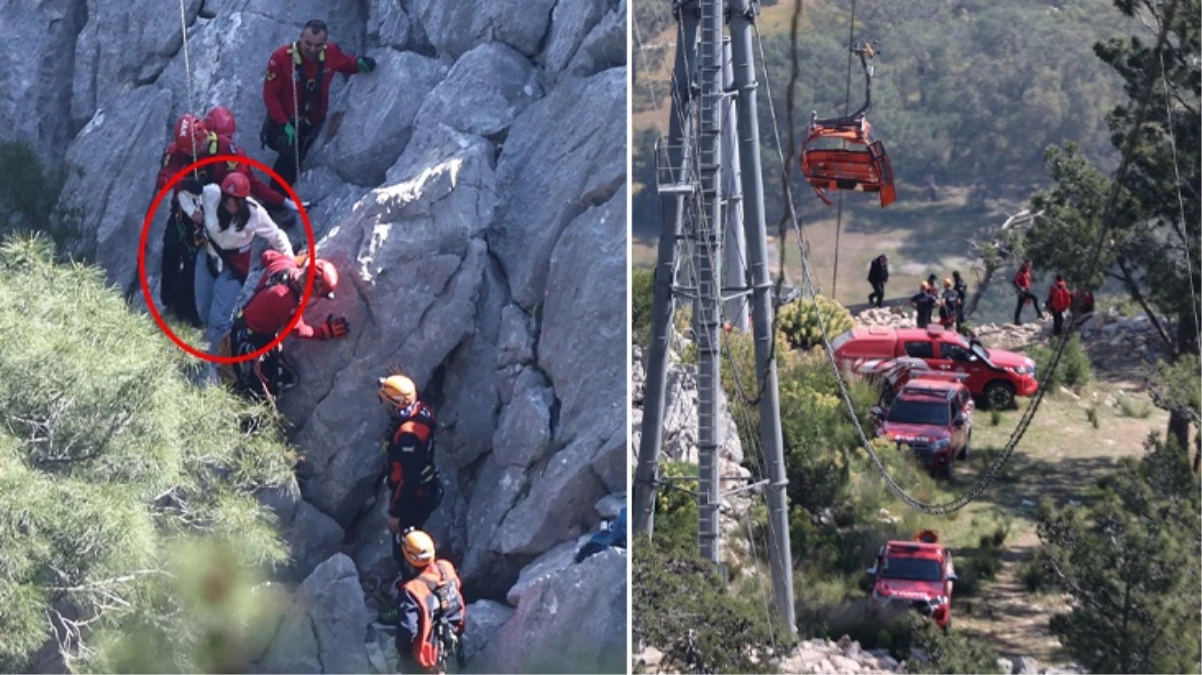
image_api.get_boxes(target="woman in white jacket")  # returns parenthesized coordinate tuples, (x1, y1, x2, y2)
(182, 172, 293, 354)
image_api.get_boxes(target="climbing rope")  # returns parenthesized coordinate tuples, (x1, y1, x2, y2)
(291, 55, 302, 188)
(1159, 49, 1201, 356)
(831, 0, 858, 297)
(177, 0, 198, 178)
(751, 0, 1179, 515)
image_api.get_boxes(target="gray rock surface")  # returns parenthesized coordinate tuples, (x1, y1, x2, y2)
(490, 69, 627, 310)
(0, 0, 88, 163)
(319, 50, 445, 186)
(258, 553, 371, 674)
(58, 85, 173, 291)
(417, 43, 541, 137)
(408, 0, 558, 59)
(482, 549, 626, 673)
(462, 600, 515, 667)
(259, 488, 345, 583)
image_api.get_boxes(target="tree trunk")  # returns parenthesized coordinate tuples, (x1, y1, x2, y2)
(1170, 311, 1198, 456)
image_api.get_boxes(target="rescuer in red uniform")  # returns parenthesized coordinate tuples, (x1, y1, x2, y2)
(260, 19, 376, 194)
(228, 250, 350, 399)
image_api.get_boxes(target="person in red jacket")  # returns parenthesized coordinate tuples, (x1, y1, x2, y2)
(227, 250, 350, 400)
(260, 19, 376, 194)
(156, 113, 213, 327)
(1046, 275, 1072, 336)
(1012, 259, 1044, 325)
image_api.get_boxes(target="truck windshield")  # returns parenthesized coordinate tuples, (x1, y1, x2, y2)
(886, 399, 950, 426)
(831, 330, 854, 352)
(881, 556, 943, 582)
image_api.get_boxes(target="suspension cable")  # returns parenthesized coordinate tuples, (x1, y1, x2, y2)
(751, 0, 1180, 515)
(831, 0, 858, 298)
(1158, 48, 1201, 355)
(291, 54, 302, 188)
(177, 0, 198, 178)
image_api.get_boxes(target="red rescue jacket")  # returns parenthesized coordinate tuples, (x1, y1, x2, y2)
(1013, 266, 1032, 291)
(240, 250, 324, 338)
(263, 42, 361, 126)
(156, 133, 286, 208)
(1049, 281, 1072, 313)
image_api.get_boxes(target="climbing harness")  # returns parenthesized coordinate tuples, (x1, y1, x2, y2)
(798, 41, 896, 208)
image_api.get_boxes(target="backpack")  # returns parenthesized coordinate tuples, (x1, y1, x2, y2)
(409, 561, 465, 673)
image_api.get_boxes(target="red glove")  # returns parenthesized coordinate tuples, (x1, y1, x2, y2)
(318, 314, 349, 340)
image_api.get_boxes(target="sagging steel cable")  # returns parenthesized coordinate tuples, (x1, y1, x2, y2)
(751, 0, 1180, 515)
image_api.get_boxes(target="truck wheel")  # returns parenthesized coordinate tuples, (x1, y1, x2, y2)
(984, 381, 1016, 410)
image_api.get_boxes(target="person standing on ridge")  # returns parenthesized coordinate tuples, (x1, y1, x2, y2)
(867, 254, 889, 308)
(227, 250, 349, 399)
(260, 19, 376, 195)
(1012, 259, 1044, 325)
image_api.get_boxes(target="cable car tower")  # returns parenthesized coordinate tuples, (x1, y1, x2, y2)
(632, 0, 796, 633)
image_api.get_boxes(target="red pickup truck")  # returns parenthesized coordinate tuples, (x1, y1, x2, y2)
(868, 530, 957, 629)
(832, 325, 1037, 409)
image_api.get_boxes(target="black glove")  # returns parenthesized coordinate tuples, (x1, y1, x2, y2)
(358, 56, 377, 73)
(319, 314, 350, 340)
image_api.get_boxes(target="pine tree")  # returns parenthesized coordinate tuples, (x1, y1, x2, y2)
(0, 235, 297, 672)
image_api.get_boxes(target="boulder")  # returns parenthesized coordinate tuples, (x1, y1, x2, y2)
(57, 85, 173, 291)
(504, 535, 589, 605)
(482, 549, 626, 674)
(416, 43, 541, 137)
(1015, 656, 1041, 674)
(490, 69, 626, 310)
(318, 50, 445, 186)
(492, 370, 555, 469)
(257, 553, 371, 674)
(408, 0, 558, 59)
(594, 493, 626, 519)
(366, 0, 412, 50)
(538, 0, 613, 75)
(0, 0, 88, 162)
(565, 0, 628, 80)
(462, 600, 515, 667)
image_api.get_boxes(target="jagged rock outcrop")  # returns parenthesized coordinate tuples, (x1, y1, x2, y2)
(0, 0, 88, 163)
(21, 0, 628, 671)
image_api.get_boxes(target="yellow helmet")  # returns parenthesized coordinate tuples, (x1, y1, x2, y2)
(378, 375, 417, 408)
(400, 529, 435, 568)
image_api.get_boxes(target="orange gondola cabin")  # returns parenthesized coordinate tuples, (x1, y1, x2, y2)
(799, 42, 896, 208)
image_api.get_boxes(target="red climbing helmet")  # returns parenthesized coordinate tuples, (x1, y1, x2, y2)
(174, 114, 209, 154)
(204, 105, 237, 137)
(313, 258, 339, 300)
(221, 172, 251, 199)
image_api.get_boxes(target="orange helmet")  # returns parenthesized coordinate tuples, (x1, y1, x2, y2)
(174, 114, 209, 154)
(204, 106, 237, 136)
(221, 172, 251, 199)
(378, 375, 417, 408)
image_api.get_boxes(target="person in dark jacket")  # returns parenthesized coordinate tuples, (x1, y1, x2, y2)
(911, 282, 937, 328)
(377, 373, 444, 570)
(1012, 259, 1044, 325)
(391, 530, 465, 674)
(867, 254, 889, 308)
(952, 271, 968, 332)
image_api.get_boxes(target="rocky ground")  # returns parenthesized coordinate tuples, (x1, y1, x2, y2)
(636, 636, 1087, 675)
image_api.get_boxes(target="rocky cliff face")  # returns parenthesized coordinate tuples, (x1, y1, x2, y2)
(1, 1, 627, 671)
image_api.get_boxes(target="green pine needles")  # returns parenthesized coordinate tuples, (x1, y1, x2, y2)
(0, 235, 299, 672)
